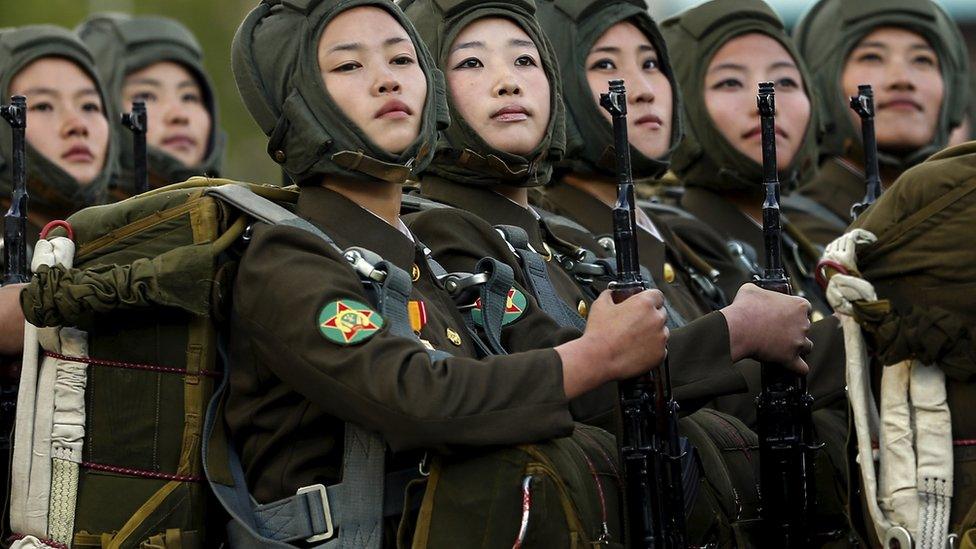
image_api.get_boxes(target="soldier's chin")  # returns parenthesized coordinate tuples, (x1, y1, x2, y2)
(65, 165, 101, 186)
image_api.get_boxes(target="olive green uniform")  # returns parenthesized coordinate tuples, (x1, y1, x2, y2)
(784, 158, 861, 248)
(77, 13, 225, 198)
(786, 0, 971, 249)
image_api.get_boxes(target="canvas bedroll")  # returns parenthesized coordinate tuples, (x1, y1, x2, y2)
(10, 177, 297, 549)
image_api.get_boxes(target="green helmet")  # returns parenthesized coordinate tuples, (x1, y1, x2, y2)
(794, 0, 971, 172)
(403, 0, 566, 188)
(0, 25, 115, 214)
(77, 13, 225, 194)
(535, 0, 681, 180)
(661, 0, 820, 193)
(232, 0, 449, 186)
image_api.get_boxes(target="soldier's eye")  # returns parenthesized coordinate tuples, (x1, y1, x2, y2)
(181, 92, 202, 104)
(855, 52, 883, 64)
(29, 101, 54, 113)
(515, 55, 537, 67)
(82, 101, 102, 113)
(588, 58, 616, 71)
(453, 57, 483, 70)
(132, 91, 158, 103)
(643, 57, 659, 71)
(391, 55, 415, 66)
(334, 61, 362, 73)
(711, 78, 742, 90)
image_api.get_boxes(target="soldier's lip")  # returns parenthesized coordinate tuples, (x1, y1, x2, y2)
(635, 114, 663, 128)
(162, 135, 198, 150)
(742, 125, 788, 140)
(62, 145, 94, 162)
(878, 99, 923, 112)
(375, 100, 413, 119)
(491, 104, 530, 122)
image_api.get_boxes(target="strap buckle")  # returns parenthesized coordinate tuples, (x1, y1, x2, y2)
(297, 484, 335, 543)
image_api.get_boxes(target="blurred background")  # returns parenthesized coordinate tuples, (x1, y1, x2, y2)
(1, 0, 973, 184)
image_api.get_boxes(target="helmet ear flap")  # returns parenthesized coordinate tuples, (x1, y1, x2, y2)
(431, 67, 451, 131)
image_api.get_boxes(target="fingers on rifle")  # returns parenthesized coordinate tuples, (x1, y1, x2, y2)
(789, 356, 810, 376)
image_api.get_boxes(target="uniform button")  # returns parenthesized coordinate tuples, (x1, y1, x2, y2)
(542, 242, 554, 262)
(273, 150, 286, 163)
(577, 300, 588, 319)
(411, 264, 421, 282)
(446, 328, 462, 346)
(663, 262, 676, 284)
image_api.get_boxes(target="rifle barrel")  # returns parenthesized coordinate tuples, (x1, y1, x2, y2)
(850, 85, 881, 219)
(1, 95, 28, 285)
(122, 101, 149, 195)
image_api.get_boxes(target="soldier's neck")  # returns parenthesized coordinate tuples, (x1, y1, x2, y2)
(493, 184, 530, 209)
(562, 173, 616, 207)
(322, 175, 402, 227)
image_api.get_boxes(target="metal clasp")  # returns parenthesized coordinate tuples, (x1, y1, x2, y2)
(297, 483, 335, 543)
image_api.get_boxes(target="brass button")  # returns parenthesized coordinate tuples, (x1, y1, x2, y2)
(541, 242, 554, 262)
(663, 262, 676, 284)
(273, 149, 286, 163)
(411, 264, 421, 282)
(577, 300, 588, 319)
(446, 328, 462, 346)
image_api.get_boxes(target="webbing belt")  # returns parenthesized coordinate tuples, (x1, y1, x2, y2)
(494, 225, 586, 331)
(203, 185, 452, 547)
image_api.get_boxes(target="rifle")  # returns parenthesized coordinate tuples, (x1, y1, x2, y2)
(850, 85, 881, 220)
(1, 95, 28, 285)
(122, 100, 149, 195)
(754, 82, 818, 548)
(600, 79, 686, 549)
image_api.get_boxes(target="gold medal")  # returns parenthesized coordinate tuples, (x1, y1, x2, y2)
(663, 262, 676, 284)
(446, 328, 462, 346)
(577, 300, 589, 318)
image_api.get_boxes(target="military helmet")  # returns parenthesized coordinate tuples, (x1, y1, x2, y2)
(232, 0, 449, 186)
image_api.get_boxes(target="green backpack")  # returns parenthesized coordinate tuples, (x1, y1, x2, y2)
(10, 177, 296, 548)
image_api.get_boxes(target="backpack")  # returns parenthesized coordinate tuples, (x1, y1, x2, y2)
(9, 177, 296, 548)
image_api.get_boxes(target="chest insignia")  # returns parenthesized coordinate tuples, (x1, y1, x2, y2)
(446, 328, 462, 346)
(408, 300, 428, 333)
(411, 264, 421, 282)
(318, 300, 384, 345)
(470, 287, 527, 327)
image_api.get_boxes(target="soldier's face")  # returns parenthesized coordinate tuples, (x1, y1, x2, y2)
(704, 33, 810, 169)
(318, 6, 427, 155)
(10, 57, 109, 185)
(445, 17, 551, 156)
(122, 61, 212, 168)
(841, 27, 944, 154)
(586, 21, 673, 160)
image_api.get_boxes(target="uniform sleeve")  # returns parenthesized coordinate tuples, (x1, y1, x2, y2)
(233, 224, 574, 452)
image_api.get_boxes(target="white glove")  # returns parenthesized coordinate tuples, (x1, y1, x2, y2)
(31, 236, 75, 272)
(826, 273, 878, 315)
(822, 229, 877, 272)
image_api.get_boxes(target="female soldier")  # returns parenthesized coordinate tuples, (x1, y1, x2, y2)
(0, 23, 113, 512)
(403, 0, 816, 423)
(660, 0, 833, 320)
(785, 0, 970, 246)
(77, 13, 224, 198)
(227, 0, 666, 545)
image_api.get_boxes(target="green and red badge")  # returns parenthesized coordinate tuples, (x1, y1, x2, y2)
(319, 299, 384, 345)
(471, 287, 526, 327)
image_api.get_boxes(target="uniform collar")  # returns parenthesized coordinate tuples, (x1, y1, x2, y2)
(421, 176, 547, 249)
(297, 186, 418, 273)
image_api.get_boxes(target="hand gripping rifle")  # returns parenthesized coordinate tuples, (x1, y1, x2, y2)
(122, 100, 149, 195)
(600, 79, 686, 549)
(754, 82, 818, 548)
(1, 95, 28, 285)
(850, 85, 881, 220)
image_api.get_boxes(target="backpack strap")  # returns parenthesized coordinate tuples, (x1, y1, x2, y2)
(493, 225, 586, 332)
(202, 185, 450, 548)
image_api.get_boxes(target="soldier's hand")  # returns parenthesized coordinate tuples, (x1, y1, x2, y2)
(722, 283, 812, 374)
(557, 289, 668, 398)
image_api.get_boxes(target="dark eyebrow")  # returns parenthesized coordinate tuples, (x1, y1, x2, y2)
(22, 87, 58, 97)
(510, 38, 535, 48)
(177, 80, 200, 90)
(909, 43, 936, 52)
(74, 88, 99, 99)
(126, 77, 163, 87)
(450, 40, 484, 54)
(327, 42, 362, 53)
(854, 40, 889, 50)
(590, 46, 620, 55)
(769, 61, 797, 71)
(708, 62, 747, 73)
